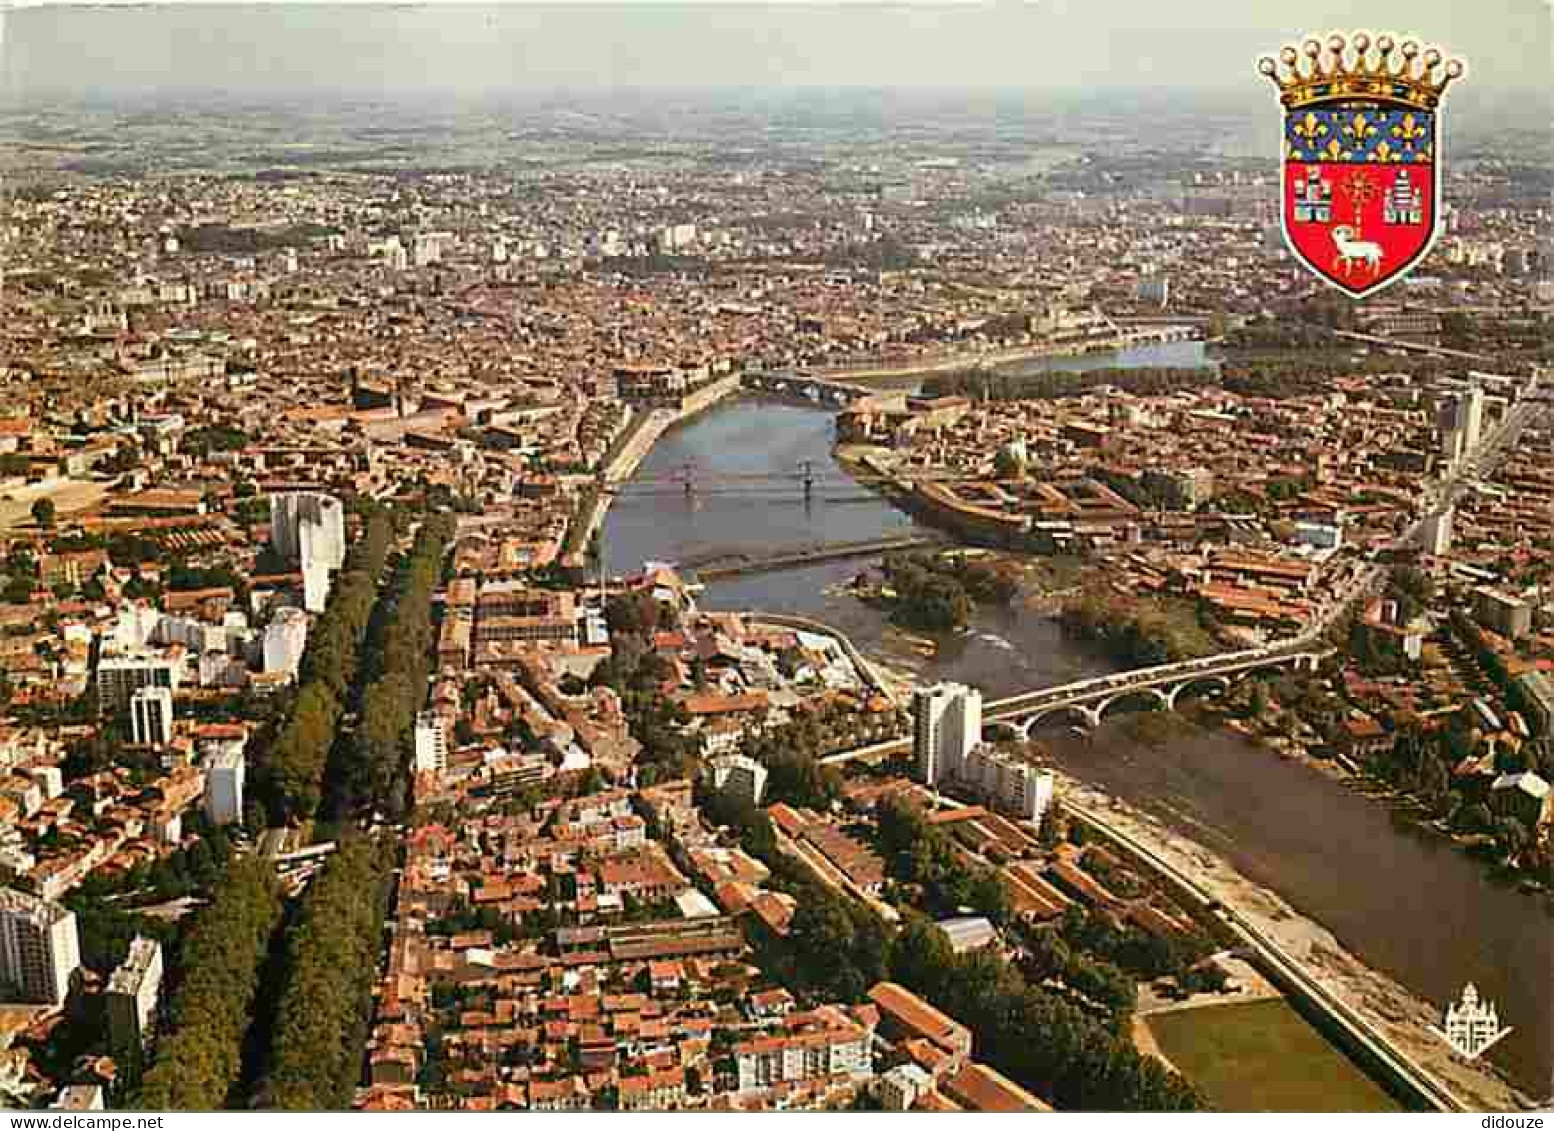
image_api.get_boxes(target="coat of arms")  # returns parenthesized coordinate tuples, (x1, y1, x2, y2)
(1258, 32, 1465, 298)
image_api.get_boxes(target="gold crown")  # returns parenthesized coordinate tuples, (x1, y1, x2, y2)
(1258, 32, 1465, 110)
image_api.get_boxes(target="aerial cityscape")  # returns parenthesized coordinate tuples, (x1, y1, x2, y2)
(0, 0, 1549, 1116)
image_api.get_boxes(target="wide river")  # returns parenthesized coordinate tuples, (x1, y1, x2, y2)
(601, 342, 1552, 1098)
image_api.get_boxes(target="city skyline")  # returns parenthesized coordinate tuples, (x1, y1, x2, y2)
(1, 0, 1549, 100)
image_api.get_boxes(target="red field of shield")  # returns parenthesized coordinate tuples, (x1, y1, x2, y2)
(1282, 160, 1436, 298)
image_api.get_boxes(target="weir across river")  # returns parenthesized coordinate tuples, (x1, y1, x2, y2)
(683, 534, 945, 581)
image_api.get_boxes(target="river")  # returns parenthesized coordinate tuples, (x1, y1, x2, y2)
(1007, 337, 1219, 377)
(841, 336, 1220, 395)
(1049, 727, 1552, 1100)
(601, 398, 1110, 693)
(599, 340, 1552, 1100)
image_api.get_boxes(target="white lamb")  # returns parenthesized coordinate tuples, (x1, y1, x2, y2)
(1331, 225, 1383, 277)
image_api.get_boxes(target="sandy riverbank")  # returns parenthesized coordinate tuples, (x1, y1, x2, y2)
(1055, 768, 1529, 1111)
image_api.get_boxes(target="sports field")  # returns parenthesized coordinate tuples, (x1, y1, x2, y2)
(1145, 998, 1403, 1112)
(0, 479, 107, 532)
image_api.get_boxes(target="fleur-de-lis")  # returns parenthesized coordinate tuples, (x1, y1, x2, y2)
(1373, 140, 1394, 163)
(1292, 112, 1328, 143)
(1391, 113, 1427, 149)
(1323, 138, 1347, 161)
(1343, 113, 1378, 143)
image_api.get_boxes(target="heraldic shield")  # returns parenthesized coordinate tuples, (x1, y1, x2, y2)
(1259, 32, 1466, 299)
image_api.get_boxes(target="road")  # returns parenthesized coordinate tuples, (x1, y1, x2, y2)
(1404, 385, 1546, 548)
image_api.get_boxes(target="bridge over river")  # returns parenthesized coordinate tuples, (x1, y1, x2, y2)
(821, 563, 1382, 766)
(817, 638, 1329, 768)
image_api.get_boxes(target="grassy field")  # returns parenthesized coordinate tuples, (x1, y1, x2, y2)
(1146, 998, 1402, 1112)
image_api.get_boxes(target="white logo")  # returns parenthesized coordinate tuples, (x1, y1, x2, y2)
(1429, 984, 1513, 1061)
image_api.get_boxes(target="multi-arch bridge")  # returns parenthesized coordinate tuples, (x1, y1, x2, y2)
(740, 368, 875, 406)
(817, 563, 1382, 767)
(980, 561, 1382, 737)
(818, 640, 1334, 768)
(982, 645, 1326, 737)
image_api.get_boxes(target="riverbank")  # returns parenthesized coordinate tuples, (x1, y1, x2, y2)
(1191, 690, 1554, 908)
(1048, 745, 1528, 1111)
(1142, 997, 1402, 1112)
(1287, 743, 1554, 906)
(564, 374, 741, 566)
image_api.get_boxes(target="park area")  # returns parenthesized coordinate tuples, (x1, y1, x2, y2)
(1144, 998, 1403, 1112)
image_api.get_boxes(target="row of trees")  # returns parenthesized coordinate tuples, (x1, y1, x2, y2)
(330, 517, 453, 820)
(71, 819, 237, 930)
(134, 859, 286, 1109)
(891, 916, 1203, 1110)
(181, 425, 250, 459)
(920, 366, 1212, 403)
(254, 838, 393, 1109)
(256, 512, 394, 821)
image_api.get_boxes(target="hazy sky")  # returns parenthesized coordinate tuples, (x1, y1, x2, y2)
(0, 0, 1548, 99)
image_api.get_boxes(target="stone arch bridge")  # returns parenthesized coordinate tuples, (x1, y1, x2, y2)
(984, 647, 1327, 737)
(740, 368, 875, 406)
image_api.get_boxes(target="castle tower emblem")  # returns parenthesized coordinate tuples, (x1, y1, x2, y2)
(1429, 983, 1514, 1061)
(1384, 168, 1423, 225)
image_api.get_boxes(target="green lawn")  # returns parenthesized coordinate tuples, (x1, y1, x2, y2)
(1146, 998, 1403, 1112)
